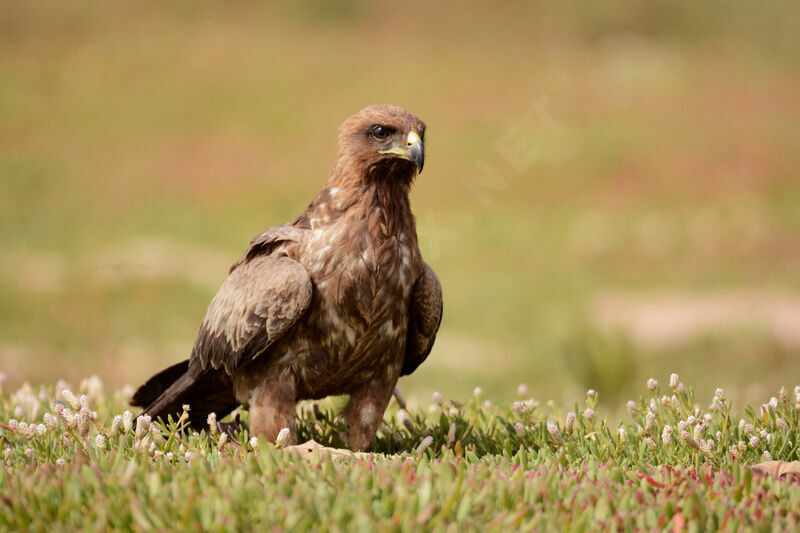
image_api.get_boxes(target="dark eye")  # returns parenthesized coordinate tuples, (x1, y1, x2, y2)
(371, 125, 390, 140)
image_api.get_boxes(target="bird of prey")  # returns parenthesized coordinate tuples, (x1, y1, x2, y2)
(131, 104, 442, 451)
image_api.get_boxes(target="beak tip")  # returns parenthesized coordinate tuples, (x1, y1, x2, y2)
(407, 142, 425, 174)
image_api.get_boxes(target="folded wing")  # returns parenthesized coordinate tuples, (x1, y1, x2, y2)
(401, 263, 443, 376)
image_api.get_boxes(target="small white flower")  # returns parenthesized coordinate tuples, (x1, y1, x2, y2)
(9, 419, 19, 432)
(79, 394, 90, 410)
(669, 373, 680, 389)
(56, 458, 66, 469)
(547, 423, 563, 446)
(217, 432, 229, 449)
(762, 451, 772, 461)
(111, 415, 122, 434)
(249, 436, 259, 449)
(777, 418, 788, 431)
(24, 447, 33, 459)
(626, 400, 636, 414)
(769, 397, 778, 409)
(583, 408, 595, 422)
(432, 391, 442, 405)
(662, 425, 673, 446)
(18, 422, 33, 440)
(514, 422, 525, 438)
(517, 384, 528, 397)
(446, 422, 457, 445)
(122, 411, 134, 433)
(645, 412, 655, 435)
(760, 430, 769, 442)
(416, 436, 434, 455)
(482, 400, 492, 410)
(61, 389, 80, 410)
(586, 389, 596, 399)
(513, 401, 526, 415)
(95, 434, 106, 449)
(184, 451, 194, 462)
(77, 408, 91, 437)
(618, 427, 627, 443)
(43, 413, 58, 430)
(715, 388, 726, 401)
(448, 407, 459, 417)
(473, 387, 482, 397)
(36, 424, 46, 437)
(61, 408, 77, 429)
(165, 452, 174, 461)
(207, 413, 218, 435)
(744, 423, 754, 435)
(749, 436, 759, 449)
(275, 428, 291, 448)
(135, 415, 151, 441)
(700, 439, 714, 455)
(646, 378, 658, 391)
(644, 437, 657, 450)
(565, 412, 576, 435)
(738, 419, 746, 431)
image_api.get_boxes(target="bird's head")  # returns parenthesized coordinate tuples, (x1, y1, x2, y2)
(336, 104, 426, 184)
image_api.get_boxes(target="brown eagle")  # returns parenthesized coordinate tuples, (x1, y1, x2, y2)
(131, 104, 442, 451)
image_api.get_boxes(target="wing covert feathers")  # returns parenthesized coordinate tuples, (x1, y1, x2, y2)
(192, 254, 312, 374)
(401, 263, 443, 376)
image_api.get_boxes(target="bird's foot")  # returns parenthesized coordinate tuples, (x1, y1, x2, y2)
(282, 439, 369, 460)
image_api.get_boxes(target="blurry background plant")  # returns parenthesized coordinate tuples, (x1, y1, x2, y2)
(1, 1, 799, 409)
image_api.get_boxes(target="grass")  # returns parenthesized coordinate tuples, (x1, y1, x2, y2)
(2, 2, 800, 408)
(2, 4, 800, 527)
(2, 374, 799, 530)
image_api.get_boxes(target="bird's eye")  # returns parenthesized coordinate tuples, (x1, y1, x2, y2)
(371, 125, 390, 141)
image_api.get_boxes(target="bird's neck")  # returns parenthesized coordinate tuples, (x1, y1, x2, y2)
(302, 159, 416, 236)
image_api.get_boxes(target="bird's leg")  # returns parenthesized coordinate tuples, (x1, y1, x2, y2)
(249, 372, 297, 445)
(343, 376, 397, 452)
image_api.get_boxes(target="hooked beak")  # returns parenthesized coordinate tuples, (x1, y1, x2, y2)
(378, 131, 425, 173)
(405, 131, 424, 173)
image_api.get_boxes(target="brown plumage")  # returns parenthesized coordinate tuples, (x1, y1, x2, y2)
(131, 104, 442, 450)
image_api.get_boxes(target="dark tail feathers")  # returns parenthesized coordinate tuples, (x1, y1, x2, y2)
(131, 360, 239, 429)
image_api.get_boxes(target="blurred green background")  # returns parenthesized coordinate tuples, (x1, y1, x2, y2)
(2, 2, 799, 409)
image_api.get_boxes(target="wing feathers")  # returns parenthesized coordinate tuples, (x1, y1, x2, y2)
(193, 253, 312, 374)
(402, 263, 443, 376)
